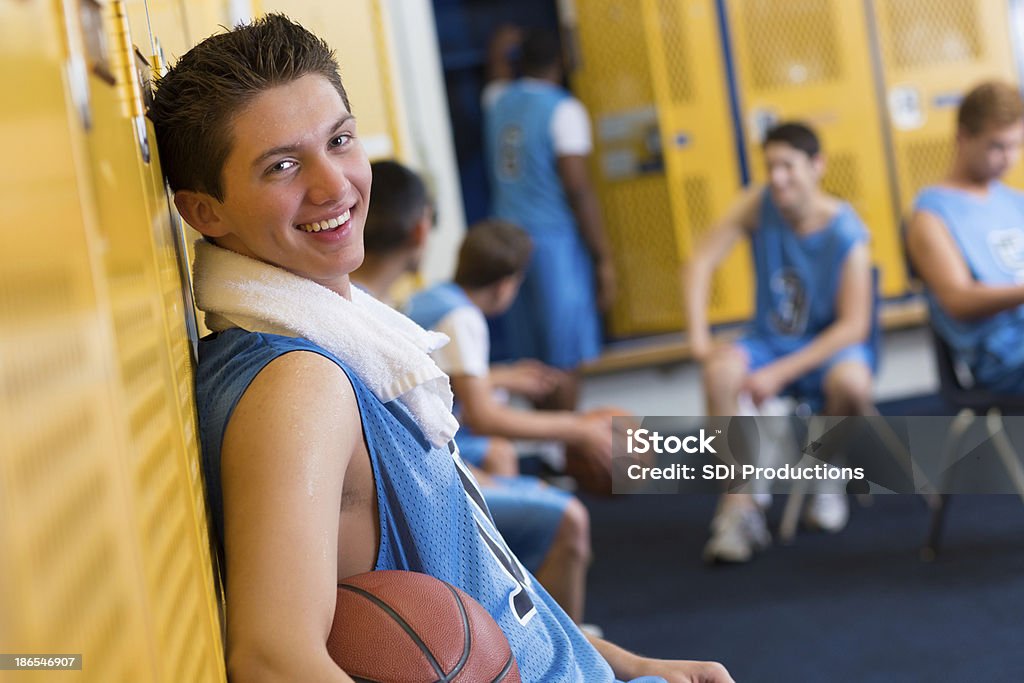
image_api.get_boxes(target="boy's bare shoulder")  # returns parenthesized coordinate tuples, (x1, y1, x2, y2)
(225, 349, 362, 462)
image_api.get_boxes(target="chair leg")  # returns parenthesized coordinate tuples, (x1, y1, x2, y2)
(922, 408, 974, 559)
(922, 495, 950, 562)
(866, 416, 932, 492)
(937, 409, 975, 482)
(778, 479, 806, 545)
(986, 408, 1024, 503)
(778, 415, 826, 544)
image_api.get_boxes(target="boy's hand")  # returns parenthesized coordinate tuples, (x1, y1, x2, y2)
(490, 359, 565, 401)
(574, 411, 615, 465)
(635, 658, 735, 683)
(596, 258, 617, 312)
(742, 363, 788, 405)
(689, 328, 722, 363)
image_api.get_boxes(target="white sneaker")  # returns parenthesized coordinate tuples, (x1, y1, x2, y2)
(703, 506, 771, 563)
(803, 493, 849, 533)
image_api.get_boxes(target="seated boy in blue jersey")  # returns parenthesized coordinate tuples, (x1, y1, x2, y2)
(684, 122, 875, 563)
(907, 81, 1024, 394)
(352, 160, 593, 624)
(149, 14, 731, 683)
(405, 221, 617, 482)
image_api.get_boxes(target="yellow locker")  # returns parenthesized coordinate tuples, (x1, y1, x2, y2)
(871, 0, 1024, 207)
(83, 2, 225, 680)
(2, 0, 226, 679)
(569, 0, 748, 337)
(127, 0, 230, 67)
(724, 0, 908, 298)
(1, 0, 159, 680)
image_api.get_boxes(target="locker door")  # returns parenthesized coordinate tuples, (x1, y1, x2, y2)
(871, 0, 1024, 208)
(83, 2, 226, 680)
(1, 0, 160, 680)
(570, 0, 746, 336)
(725, 0, 907, 298)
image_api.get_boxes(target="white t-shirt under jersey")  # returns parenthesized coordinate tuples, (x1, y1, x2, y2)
(431, 306, 490, 378)
(482, 79, 592, 157)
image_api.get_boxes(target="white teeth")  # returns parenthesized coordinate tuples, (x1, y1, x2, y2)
(298, 209, 351, 232)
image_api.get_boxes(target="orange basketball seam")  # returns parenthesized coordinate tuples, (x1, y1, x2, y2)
(441, 582, 472, 680)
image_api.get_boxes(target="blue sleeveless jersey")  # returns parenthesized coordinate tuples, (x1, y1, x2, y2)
(749, 192, 869, 351)
(914, 184, 1024, 382)
(195, 328, 629, 682)
(405, 281, 475, 418)
(406, 282, 486, 465)
(406, 281, 471, 331)
(485, 80, 576, 237)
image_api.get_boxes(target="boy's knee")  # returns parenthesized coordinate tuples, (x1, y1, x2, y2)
(825, 364, 873, 414)
(702, 348, 747, 395)
(555, 498, 592, 564)
(483, 438, 519, 476)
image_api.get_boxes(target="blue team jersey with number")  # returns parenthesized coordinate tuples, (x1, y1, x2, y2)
(914, 183, 1024, 383)
(485, 79, 576, 238)
(749, 191, 869, 351)
(196, 328, 641, 682)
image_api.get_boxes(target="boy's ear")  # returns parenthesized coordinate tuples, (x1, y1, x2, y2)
(173, 190, 229, 237)
(409, 214, 432, 248)
(811, 152, 827, 179)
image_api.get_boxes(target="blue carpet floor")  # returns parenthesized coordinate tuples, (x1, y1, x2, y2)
(581, 393, 1024, 682)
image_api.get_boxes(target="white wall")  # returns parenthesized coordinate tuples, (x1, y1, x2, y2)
(384, 0, 467, 284)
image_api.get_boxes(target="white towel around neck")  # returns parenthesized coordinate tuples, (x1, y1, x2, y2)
(192, 239, 459, 448)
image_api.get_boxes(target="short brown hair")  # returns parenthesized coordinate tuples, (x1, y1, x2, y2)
(364, 160, 430, 254)
(149, 14, 350, 201)
(454, 220, 533, 289)
(763, 121, 820, 158)
(957, 81, 1024, 136)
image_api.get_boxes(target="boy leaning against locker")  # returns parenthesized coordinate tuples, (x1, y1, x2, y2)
(148, 13, 732, 683)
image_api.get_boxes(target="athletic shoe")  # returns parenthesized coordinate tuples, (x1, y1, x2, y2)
(703, 506, 771, 563)
(803, 493, 849, 533)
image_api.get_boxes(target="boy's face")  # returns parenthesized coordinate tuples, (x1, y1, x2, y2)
(959, 119, 1024, 183)
(195, 74, 371, 293)
(490, 273, 525, 315)
(763, 141, 822, 213)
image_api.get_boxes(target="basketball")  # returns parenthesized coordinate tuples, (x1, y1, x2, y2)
(328, 570, 521, 682)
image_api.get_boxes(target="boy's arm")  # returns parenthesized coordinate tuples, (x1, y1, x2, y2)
(452, 373, 611, 460)
(488, 358, 566, 401)
(220, 352, 359, 683)
(747, 241, 872, 403)
(682, 186, 761, 360)
(907, 208, 1024, 320)
(586, 634, 734, 683)
(557, 153, 616, 311)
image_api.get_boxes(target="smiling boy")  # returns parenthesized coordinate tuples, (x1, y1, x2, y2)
(150, 15, 731, 683)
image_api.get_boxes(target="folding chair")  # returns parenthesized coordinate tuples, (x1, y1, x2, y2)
(922, 328, 1024, 559)
(777, 269, 908, 542)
